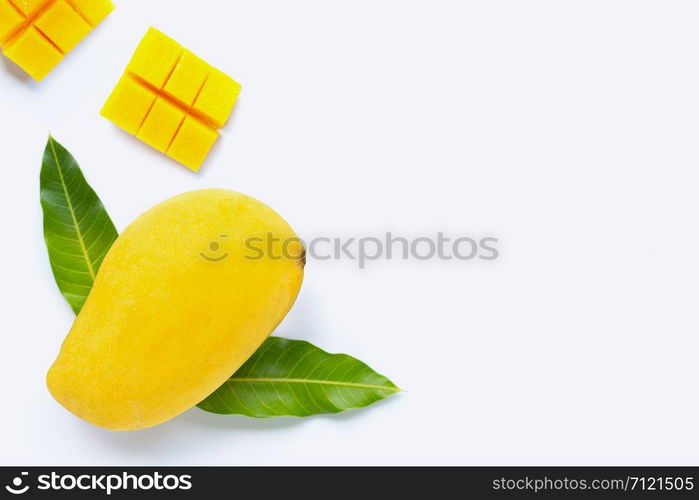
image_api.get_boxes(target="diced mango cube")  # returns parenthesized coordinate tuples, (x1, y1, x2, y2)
(4, 27, 62, 81)
(1, 0, 113, 80)
(166, 117, 218, 172)
(101, 76, 157, 135)
(126, 27, 182, 89)
(35, 0, 92, 53)
(0, 1, 24, 44)
(65, 0, 114, 26)
(137, 98, 186, 152)
(102, 28, 239, 171)
(163, 49, 211, 106)
(192, 69, 241, 128)
(8, 0, 42, 16)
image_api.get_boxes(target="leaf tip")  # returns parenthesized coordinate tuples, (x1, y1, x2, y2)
(386, 383, 404, 394)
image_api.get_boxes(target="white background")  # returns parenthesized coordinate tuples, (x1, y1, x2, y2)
(1, 0, 698, 465)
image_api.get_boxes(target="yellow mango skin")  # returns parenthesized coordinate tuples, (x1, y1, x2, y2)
(47, 189, 305, 431)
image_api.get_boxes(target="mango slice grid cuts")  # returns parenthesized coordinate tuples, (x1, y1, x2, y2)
(0, 0, 113, 81)
(101, 27, 241, 172)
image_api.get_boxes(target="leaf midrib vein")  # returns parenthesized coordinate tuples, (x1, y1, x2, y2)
(49, 138, 96, 282)
(228, 377, 399, 392)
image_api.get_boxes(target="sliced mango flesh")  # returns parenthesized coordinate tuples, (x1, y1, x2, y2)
(4, 26, 62, 81)
(0, 2, 24, 43)
(137, 98, 186, 153)
(167, 116, 219, 170)
(0, 0, 114, 81)
(64, 0, 113, 26)
(34, 0, 92, 53)
(163, 49, 211, 106)
(125, 27, 182, 89)
(8, 0, 43, 16)
(101, 27, 241, 172)
(100, 75, 157, 135)
(192, 69, 242, 129)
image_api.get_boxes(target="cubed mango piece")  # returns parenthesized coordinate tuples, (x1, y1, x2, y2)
(163, 49, 211, 106)
(4, 27, 62, 81)
(101, 76, 157, 135)
(0, 1, 25, 44)
(102, 28, 239, 171)
(65, 0, 114, 26)
(137, 98, 186, 152)
(166, 117, 219, 172)
(8, 0, 42, 16)
(35, 0, 92, 53)
(126, 27, 182, 89)
(1, 0, 113, 80)
(192, 69, 241, 128)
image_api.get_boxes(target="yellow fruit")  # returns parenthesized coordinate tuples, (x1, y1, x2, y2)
(137, 98, 187, 153)
(192, 69, 241, 129)
(101, 28, 241, 171)
(100, 75, 157, 135)
(0, 0, 114, 81)
(166, 116, 219, 169)
(0, 2, 24, 44)
(4, 27, 62, 81)
(47, 189, 305, 431)
(34, 0, 92, 53)
(9, 0, 43, 16)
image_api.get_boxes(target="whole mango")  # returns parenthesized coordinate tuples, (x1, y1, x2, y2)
(47, 189, 305, 430)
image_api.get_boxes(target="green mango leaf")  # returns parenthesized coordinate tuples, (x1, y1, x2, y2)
(40, 136, 118, 314)
(40, 138, 400, 418)
(197, 337, 400, 417)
